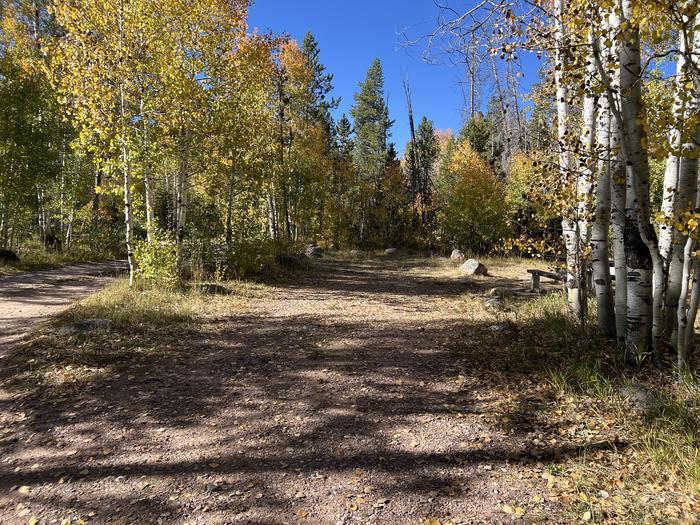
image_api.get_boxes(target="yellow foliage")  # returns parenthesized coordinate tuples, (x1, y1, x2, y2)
(433, 141, 509, 253)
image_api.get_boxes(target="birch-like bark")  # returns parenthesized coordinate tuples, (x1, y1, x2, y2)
(225, 172, 235, 247)
(554, 0, 580, 315)
(658, 36, 687, 261)
(618, 0, 663, 354)
(592, 76, 615, 336)
(575, 28, 598, 326)
(676, 16, 700, 368)
(665, 15, 699, 344)
(176, 128, 191, 258)
(267, 188, 278, 239)
(1, 202, 9, 249)
(677, 162, 700, 368)
(140, 97, 154, 242)
(118, 0, 134, 286)
(592, 9, 627, 344)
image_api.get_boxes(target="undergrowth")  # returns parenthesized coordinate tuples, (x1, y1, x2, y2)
(514, 293, 700, 520)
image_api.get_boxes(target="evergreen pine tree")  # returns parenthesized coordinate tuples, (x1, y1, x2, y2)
(459, 112, 490, 155)
(350, 58, 393, 190)
(335, 113, 354, 158)
(301, 31, 339, 137)
(414, 117, 439, 200)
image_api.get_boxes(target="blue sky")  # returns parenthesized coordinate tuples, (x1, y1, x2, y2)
(248, 1, 541, 151)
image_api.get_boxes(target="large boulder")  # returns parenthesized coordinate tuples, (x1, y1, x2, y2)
(450, 249, 465, 261)
(384, 248, 399, 256)
(305, 245, 323, 258)
(459, 259, 488, 276)
(0, 249, 20, 264)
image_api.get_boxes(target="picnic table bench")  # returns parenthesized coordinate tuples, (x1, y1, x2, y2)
(527, 269, 565, 292)
(527, 265, 616, 293)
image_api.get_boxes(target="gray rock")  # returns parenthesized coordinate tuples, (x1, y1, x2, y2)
(459, 259, 488, 276)
(482, 297, 504, 310)
(450, 249, 465, 261)
(488, 323, 509, 333)
(76, 319, 112, 332)
(620, 383, 662, 415)
(306, 245, 323, 258)
(384, 248, 399, 256)
(350, 250, 362, 257)
(197, 283, 231, 295)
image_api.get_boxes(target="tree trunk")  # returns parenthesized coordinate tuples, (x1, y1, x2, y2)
(141, 97, 154, 242)
(1, 203, 9, 250)
(592, 83, 615, 336)
(665, 15, 699, 347)
(618, 0, 663, 355)
(675, 15, 700, 368)
(575, 29, 598, 327)
(118, 0, 134, 286)
(554, 0, 580, 315)
(225, 172, 235, 248)
(267, 189, 278, 239)
(176, 128, 191, 259)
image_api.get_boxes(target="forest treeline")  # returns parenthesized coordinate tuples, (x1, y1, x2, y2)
(0, 0, 553, 279)
(2, 1, 700, 367)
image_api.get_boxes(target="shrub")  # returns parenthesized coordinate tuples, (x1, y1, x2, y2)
(433, 140, 509, 253)
(133, 228, 179, 289)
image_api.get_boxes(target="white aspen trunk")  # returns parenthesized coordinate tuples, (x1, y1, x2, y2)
(122, 140, 134, 287)
(65, 207, 74, 248)
(140, 97, 154, 242)
(554, 0, 580, 314)
(592, 81, 615, 336)
(677, 236, 699, 368)
(267, 189, 278, 239)
(618, 0, 664, 354)
(118, 0, 134, 286)
(1, 202, 9, 249)
(576, 28, 598, 326)
(666, 15, 699, 346)
(592, 9, 627, 344)
(658, 40, 687, 261)
(225, 171, 235, 247)
(176, 129, 191, 258)
(675, 16, 700, 368)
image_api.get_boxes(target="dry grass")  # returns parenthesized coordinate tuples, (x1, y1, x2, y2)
(509, 293, 700, 522)
(10, 278, 264, 397)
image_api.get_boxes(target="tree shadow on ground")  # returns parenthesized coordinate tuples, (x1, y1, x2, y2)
(0, 257, 613, 524)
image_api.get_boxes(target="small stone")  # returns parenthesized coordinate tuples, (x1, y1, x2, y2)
(620, 383, 663, 416)
(384, 248, 399, 256)
(450, 249, 465, 261)
(75, 319, 112, 332)
(306, 245, 323, 258)
(197, 284, 231, 295)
